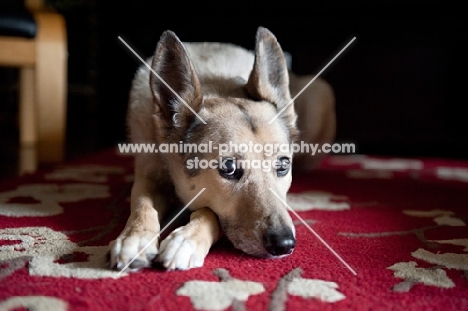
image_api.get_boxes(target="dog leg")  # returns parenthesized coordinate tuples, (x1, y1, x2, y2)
(158, 207, 220, 270)
(109, 174, 166, 271)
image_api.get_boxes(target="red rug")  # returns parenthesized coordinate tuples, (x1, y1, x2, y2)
(1, 149, 467, 310)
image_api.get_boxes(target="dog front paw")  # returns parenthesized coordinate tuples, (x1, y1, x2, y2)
(157, 226, 209, 270)
(109, 228, 159, 272)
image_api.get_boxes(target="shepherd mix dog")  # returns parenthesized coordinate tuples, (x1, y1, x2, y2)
(109, 27, 336, 271)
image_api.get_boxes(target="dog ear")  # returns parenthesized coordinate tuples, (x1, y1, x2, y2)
(247, 27, 298, 140)
(150, 30, 203, 136)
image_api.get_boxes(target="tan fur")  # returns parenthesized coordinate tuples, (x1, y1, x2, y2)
(109, 27, 336, 271)
(291, 73, 336, 170)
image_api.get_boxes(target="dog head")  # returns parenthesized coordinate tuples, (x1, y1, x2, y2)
(150, 27, 298, 258)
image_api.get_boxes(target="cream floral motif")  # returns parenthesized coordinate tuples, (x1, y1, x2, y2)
(328, 155, 423, 170)
(403, 209, 466, 226)
(360, 158, 423, 170)
(412, 248, 468, 270)
(388, 261, 455, 288)
(0, 296, 68, 311)
(287, 277, 345, 302)
(177, 270, 264, 311)
(387, 209, 468, 291)
(388, 248, 468, 291)
(45, 165, 125, 183)
(0, 184, 110, 217)
(0, 227, 125, 279)
(287, 191, 349, 211)
(177, 268, 346, 310)
(433, 215, 466, 226)
(430, 239, 468, 252)
(436, 167, 468, 183)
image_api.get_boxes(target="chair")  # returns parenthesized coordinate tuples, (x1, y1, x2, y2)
(0, 0, 67, 174)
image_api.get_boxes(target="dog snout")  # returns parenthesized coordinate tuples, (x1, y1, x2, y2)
(263, 229, 296, 256)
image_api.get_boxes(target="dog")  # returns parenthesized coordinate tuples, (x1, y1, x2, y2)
(109, 27, 336, 271)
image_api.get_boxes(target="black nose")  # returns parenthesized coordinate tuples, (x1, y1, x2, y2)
(263, 229, 296, 256)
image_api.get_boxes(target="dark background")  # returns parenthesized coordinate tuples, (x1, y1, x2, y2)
(1, 0, 467, 179)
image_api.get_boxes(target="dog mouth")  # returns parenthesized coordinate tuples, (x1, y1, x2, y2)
(259, 253, 293, 259)
(252, 247, 294, 259)
(220, 220, 296, 258)
(235, 244, 295, 259)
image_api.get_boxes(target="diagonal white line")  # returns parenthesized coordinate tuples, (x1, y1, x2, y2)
(118, 36, 207, 124)
(117, 188, 206, 275)
(269, 188, 357, 276)
(268, 37, 356, 124)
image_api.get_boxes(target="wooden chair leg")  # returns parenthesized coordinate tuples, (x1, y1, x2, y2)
(19, 67, 38, 174)
(34, 12, 67, 163)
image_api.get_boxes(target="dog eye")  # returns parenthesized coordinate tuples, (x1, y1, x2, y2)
(276, 157, 291, 177)
(218, 158, 243, 180)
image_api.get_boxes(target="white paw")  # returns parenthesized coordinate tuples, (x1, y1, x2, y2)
(109, 229, 159, 271)
(158, 227, 208, 270)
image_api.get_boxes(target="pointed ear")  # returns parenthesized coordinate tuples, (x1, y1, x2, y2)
(150, 30, 203, 135)
(247, 27, 298, 140)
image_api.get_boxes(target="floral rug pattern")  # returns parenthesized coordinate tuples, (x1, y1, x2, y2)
(0, 151, 467, 310)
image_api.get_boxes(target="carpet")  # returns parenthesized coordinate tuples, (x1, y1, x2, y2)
(0, 149, 467, 311)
